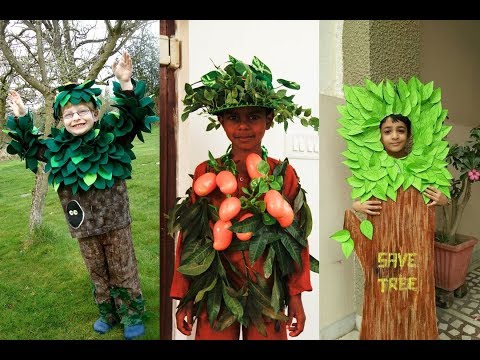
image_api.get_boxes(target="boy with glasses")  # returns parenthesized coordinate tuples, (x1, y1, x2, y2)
(5, 52, 158, 340)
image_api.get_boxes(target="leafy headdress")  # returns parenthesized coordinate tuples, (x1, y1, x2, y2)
(181, 55, 319, 132)
(53, 80, 102, 121)
(331, 76, 453, 258)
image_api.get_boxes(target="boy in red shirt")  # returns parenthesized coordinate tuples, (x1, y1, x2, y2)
(169, 56, 318, 339)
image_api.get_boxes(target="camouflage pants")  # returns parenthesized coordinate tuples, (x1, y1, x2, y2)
(78, 225, 144, 325)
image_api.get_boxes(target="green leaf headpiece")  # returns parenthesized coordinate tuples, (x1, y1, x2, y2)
(53, 80, 102, 121)
(338, 76, 452, 204)
(182, 55, 319, 132)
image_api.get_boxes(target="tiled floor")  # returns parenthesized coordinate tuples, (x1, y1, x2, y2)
(339, 260, 480, 340)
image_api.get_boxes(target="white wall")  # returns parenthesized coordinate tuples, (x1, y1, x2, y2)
(317, 21, 358, 339)
(176, 20, 320, 340)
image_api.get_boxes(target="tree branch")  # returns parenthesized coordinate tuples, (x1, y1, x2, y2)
(0, 20, 49, 94)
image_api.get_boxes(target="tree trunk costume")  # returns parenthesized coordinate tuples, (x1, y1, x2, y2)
(168, 55, 319, 340)
(331, 77, 452, 339)
(5, 79, 158, 330)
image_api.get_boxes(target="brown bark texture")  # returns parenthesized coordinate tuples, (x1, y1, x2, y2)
(344, 187, 438, 340)
(29, 166, 48, 233)
(160, 19, 177, 340)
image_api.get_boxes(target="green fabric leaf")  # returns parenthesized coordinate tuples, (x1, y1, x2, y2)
(342, 238, 354, 259)
(351, 185, 366, 199)
(330, 229, 351, 243)
(83, 172, 97, 186)
(98, 167, 113, 180)
(339, 76, 451, 215)
(386, 186, 397, 201)
(347, 176, 364, 188)
(360, 220, 373, 240)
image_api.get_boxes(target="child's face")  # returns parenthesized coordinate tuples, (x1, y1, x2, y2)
(218, 106, 273, 154)
(380, 117, 409, 158)
(62, 102, 98, 136)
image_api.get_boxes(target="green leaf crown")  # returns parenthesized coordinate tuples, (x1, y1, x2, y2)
(338, 76, 452, 204)
(53, 80, 102, 121)
(182, 55, 319, 132)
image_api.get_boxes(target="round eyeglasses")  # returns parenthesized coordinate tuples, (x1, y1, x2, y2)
(63, 109, 91, 120)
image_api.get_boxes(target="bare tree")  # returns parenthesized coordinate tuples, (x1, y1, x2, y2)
(0, 20, 148, 234)
(125, 23, 159, 103)
(0, 60, 15, 145)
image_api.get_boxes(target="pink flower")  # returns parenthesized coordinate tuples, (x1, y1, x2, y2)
(468, 169, 480, 182)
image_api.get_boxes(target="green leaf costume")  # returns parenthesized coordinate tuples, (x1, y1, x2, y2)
(4, 78, 158, 331)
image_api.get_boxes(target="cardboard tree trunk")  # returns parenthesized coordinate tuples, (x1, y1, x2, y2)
(344, 187, 438, 340)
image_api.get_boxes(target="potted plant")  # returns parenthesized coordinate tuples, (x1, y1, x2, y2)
(434, 126, 480, 302)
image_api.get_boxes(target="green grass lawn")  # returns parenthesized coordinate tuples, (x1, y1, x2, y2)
(0, 126, 159, 340)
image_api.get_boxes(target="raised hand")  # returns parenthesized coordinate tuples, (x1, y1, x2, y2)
(7, 90, 27, 117)
(112, 51, 133, 90)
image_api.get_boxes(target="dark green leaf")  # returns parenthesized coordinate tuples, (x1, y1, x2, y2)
(280, 233, 302, 265)
(309, 255, 319, 273)
(177, 248, 215, 276)
(248, 236, 268, 265)
(258, 160, 269, 176)
(195, 276, 218, 304)
(207, 280, 222, 326)
(222, 284, 243, 319)
(229, 214, 262, 233)
(263, 246, 275, 279)
(262, 213, 276, 226)
(272, 241, 294, 276)
(271, 270, 281, 313)
(285, 220, 306, 247)
(277, 78, 300, 90)
(293, 188, 304, 213)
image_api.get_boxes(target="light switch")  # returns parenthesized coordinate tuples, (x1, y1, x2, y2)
(286, 132, 319, 159)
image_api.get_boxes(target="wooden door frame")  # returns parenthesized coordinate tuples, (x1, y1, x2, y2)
(160, 19, 177, 340)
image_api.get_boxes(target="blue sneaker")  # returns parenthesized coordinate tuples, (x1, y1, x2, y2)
(124, 323, 145, 340)
(93, 318, 114, 334)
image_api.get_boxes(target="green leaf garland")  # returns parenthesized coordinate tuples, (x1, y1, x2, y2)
(338, 77, 452, 203)
(53, 80, 102, 121)
(169, 150, 318, 335)
(4, 112, 43, 173)
(332, 76, 454, 258)
(43, 124, 133, 195)
(103, 79, 158, 142)
(181, 55, 319, 132)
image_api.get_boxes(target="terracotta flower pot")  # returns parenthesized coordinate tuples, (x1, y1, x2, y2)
(434, 235, 478, 291)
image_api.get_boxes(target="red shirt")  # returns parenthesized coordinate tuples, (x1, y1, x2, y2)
(170, 156, 312, 299)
